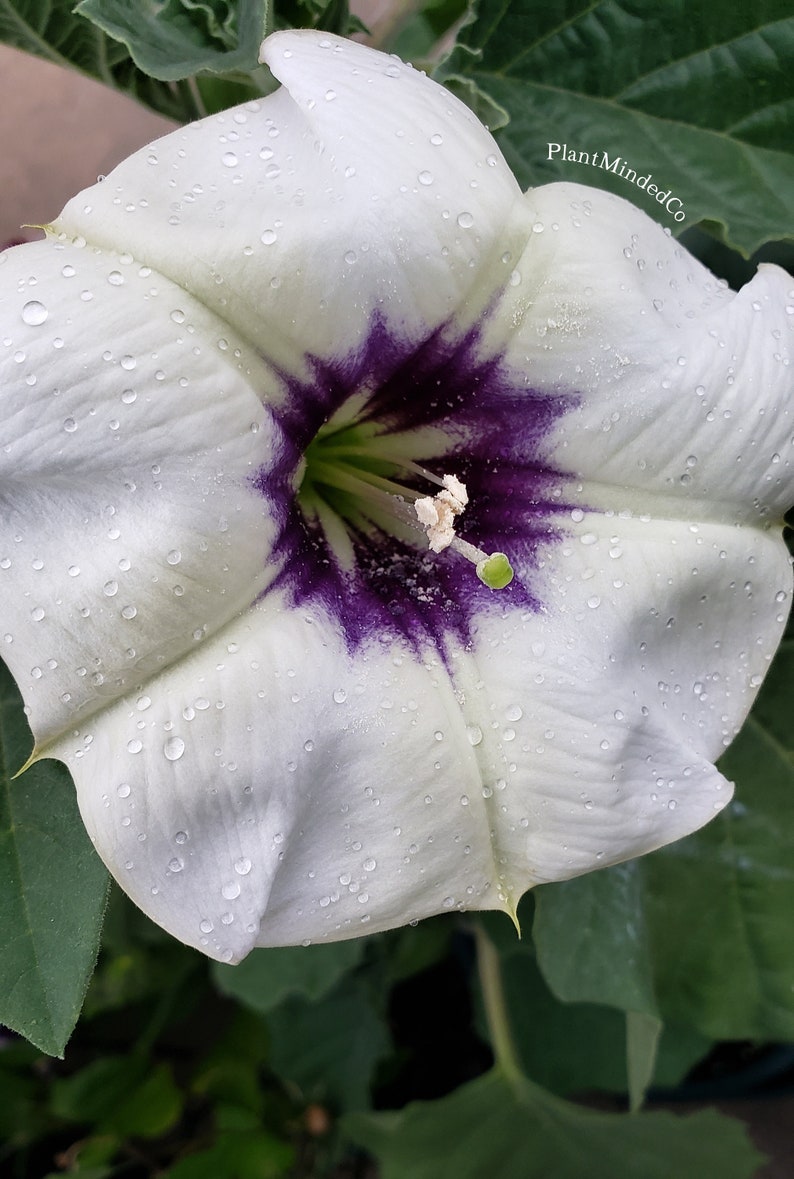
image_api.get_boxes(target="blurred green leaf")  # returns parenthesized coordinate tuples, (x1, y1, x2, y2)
(347, 1065, 763, 1179)
(390, 0, 470, 60)
(626, 1011, 662, 1111)
(0, 659, 107, 1057)
(107, 1062, 184, 1137)
(213, 938, 365, 1014)
(376, 917, 454, 988)
(437, 0, 794, 254)
(166, 1128, 295, 1179)
(191, 1007, 271, 1114)
(52, 1054, 183, 1137)
(75, 0, 271, 82)
(0, 1040, 49, 1146)
(267, 978, 390, 1111)
(533, 638, 794, 1040)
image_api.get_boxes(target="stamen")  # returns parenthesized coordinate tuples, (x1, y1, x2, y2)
(305, 446, 514, 590)
(412, 473, 513, 590)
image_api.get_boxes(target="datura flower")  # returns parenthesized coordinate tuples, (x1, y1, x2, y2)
(0, 32, 791, 964)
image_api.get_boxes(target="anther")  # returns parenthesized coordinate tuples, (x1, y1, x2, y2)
(413, 474, 513, 590)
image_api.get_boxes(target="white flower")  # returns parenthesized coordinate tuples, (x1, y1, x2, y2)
(0, 31, 790, 963)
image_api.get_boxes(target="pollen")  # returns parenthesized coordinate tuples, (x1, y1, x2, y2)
(414, 474, 469, 552)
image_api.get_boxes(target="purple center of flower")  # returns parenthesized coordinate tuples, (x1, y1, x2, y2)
(253, 314, 572, 653)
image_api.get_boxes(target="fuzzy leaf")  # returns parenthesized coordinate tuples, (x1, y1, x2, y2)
(438, 0, 794, 254)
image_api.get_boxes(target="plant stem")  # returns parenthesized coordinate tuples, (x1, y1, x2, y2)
(473, 920, 524, 1084)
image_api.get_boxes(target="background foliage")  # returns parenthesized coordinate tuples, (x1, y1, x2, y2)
(1, 0, 792, 1175)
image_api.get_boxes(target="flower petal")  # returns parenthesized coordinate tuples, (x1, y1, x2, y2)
(51, 503, 790, 960)
(470, 512, 791, 882)
(0, 240, 278, 744)
(51, 599, 503, 961)
(49, 31, 522, 373)
(490, 183, 792, 522)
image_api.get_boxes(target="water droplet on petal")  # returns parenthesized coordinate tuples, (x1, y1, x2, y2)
(466, 724, 483, 746)
(164, 736, 185, 761)
(22, 300, 48, 326)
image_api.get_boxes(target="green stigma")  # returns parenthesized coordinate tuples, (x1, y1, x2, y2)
(476, 552, 514, 590)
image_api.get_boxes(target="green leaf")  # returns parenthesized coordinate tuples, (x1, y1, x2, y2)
(533, 640, 794, 1040)
(0, 0, 207, 120)
(267, 979, 390, 1111)
(191, 1008, 271, 1116)
(437, 0, 794, 254)
(75, 0, 271, 81)
(212, 937, 365, 1014)
(346, 1066, 764, 1179)
(534, 862, 659, 1018)
(165, 1129, 295, 1179)
(477, 915, 708, 1096)
(626, 1011, 662, 1112)
(0, 659, 107, 1057)
(52, 1055, 183, 1138)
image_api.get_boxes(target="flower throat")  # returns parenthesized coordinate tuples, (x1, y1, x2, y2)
(297, 419, 514, 590)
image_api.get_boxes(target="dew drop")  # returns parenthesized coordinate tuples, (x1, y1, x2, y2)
(466, 724, 483, 746)
(164, 736, 185, 761)
(222, 880, 241, 900)
(235, 857, 252, 875)
(21, 300, 48, 326)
